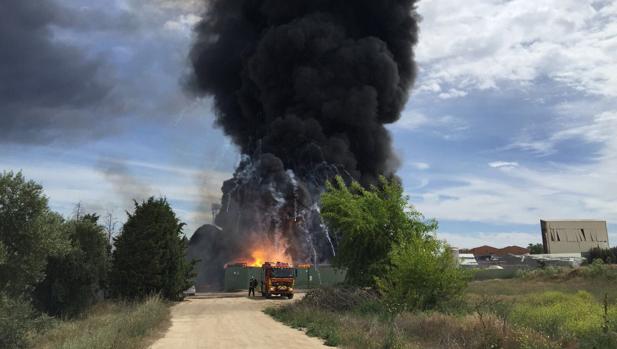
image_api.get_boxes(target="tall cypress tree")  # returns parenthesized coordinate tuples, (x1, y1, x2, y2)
(110, 197, 194, 300)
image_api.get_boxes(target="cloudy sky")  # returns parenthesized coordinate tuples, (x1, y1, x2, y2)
(1, 0, 616, 248)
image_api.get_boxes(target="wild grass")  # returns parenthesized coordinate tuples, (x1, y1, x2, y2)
(468, 263, 617, 302)
(267, 266, 617, 348)
(31, 295, 170, 349)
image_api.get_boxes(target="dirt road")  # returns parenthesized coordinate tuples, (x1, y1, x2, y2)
(150, 293, 329, 349)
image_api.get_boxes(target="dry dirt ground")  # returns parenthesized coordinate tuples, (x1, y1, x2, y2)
(150, 293, 329, 349)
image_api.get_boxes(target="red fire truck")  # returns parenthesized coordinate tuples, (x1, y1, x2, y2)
(259, 262, 295, 299)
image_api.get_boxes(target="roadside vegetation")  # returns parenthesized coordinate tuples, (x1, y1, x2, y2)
(31, 296, 169, 349)
(269, 264, 617, 349)
(267, 176, 617, 349)
(0, 171, 194, 348)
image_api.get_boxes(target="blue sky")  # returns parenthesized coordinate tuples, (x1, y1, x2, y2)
(1, 0, 616, 247)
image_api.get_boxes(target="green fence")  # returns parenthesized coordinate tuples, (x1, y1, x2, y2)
(224, 265, 346, 291)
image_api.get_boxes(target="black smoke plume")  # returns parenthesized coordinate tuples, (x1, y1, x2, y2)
(188, 0, 420, 289)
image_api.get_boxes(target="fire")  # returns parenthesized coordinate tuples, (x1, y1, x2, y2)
(241, 245, 292, 267)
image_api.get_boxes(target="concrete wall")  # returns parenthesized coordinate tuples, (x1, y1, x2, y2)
(541, 220, 609, 254)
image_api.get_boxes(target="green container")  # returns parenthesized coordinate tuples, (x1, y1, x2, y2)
(224, 264, 346, 291)
(295, 265, 346, 288)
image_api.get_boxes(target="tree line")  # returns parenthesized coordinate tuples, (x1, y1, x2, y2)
(0, 171, 195, 348)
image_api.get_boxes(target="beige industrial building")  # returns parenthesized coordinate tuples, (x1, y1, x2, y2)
(541, 220, 609, 254)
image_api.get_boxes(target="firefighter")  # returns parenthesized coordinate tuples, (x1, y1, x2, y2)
(248, 276, 257, 297)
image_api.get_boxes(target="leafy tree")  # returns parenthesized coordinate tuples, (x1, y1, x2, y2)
(111, 197, 195, 300)
(0, 171, 68, 297)
(321, 176, 468, 310)
(34, 215, 109, 317)
(527, 243, 544, 255)
(321, 176, 437, 287)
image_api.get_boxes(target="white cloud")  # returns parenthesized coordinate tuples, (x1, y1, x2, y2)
(406, 2, 617, 235)
(416, 0, 617, 97)
(412, 162, 431, 170)
(395, 111, 469, 139)
(438, 232, 540, 249)
(397, 111, 431, 130)
(164, 13, 201, 35)
(489, 161, 519, 169)
(0, 157, 230, 234)
(414, 158, 617, 226)
(438, 88, 468, 99)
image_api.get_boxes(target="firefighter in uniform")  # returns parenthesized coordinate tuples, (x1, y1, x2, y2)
(248, 276, 257, 297)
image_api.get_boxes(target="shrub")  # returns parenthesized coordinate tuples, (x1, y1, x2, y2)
(300, 287, 380, 313)
(376, 235, 470, 311)
(588, 247, 617, 264)
(111, 197, 195, 300)
(34, 217, 110, 317)
(516, 266, 569, 280)
(0, 293, 49, 349)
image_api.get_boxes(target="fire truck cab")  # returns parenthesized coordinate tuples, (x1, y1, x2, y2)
(260, 262, 295, 299)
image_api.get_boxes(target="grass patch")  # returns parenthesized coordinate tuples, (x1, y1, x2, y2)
(31, 295, 170, 349)
(268, 266, 617, 348)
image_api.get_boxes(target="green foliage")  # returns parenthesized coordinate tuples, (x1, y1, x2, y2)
(377, 236, 471, 311)
(0, 171, 69, 296)
(265, 305, 341, 347)
(34, 216, 110, 317)
(510, 291, 617, 346)
(321, 176, 466, 311)
(0, 292, 50, 349)
(527, 243, 544, 254)
(300, 287, 380, 313)
(588, 247, 617, 264)
(0, 241, 7, 265)
(111, 197, 195, 300)
(321, 176, 438, 287)
(32, 296, 169, 349)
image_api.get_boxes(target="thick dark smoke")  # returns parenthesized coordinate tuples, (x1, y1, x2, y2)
(0, 0, 112, 144)
(189, 0, 420, 289)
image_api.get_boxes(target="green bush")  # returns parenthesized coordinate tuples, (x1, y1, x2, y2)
(580, 259, 617, 279)
(588, 247, 617, 264)
(376, 235, 470, 311)
(516, 266, 569, 279)
(34, 217, 110, 317)
(300, 287, 379, 313)
(0, 293, 49, 349)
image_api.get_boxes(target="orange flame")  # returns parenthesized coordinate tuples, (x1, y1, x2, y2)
(236, 245, 292, 267)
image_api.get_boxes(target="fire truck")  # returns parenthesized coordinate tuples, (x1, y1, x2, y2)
(259, 262, 295, 299)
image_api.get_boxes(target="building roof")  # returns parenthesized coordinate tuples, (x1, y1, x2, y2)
(466, 245, 529, 256)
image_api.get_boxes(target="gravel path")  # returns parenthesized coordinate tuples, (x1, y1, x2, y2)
(150, 293, 329, 349)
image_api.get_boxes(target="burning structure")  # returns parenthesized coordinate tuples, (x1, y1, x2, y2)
(188, 0, 420, 289)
